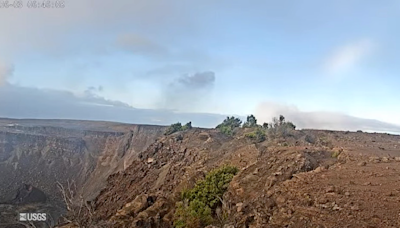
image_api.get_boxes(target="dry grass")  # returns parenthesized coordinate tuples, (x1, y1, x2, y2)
(57, 180, 94, 227)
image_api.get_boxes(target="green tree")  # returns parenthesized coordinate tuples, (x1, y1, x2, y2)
(182, 121, 192, 131)
(164, 121, 193, 135)
(217, 116, 242, 128)
(243, 114, 258, 128)
(216, 116, 242, 136)
(268, 115, 296, 137)
(279, 115, 285, 125)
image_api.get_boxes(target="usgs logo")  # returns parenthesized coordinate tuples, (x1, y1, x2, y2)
(19, 213, 47, 221)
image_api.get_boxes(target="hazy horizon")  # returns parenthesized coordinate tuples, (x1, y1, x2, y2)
(1, 114, 400, 136)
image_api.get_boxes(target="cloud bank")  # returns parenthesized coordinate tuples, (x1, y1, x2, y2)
(255, 101, 400, 134)
(0, 83, 399, 134)
(0, 84, 226, 128)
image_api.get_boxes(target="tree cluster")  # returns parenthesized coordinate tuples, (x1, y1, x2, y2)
(216, 114, 296, 140)
(164, 122, 192, 135)
(216, 116, 242, 136)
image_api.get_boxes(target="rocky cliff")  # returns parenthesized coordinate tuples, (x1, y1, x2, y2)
(0, 118, 166, 227)
(81, 128, 400, 228)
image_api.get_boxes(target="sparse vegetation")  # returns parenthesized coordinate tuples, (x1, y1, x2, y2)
(215, 114, 297, 139)
(268, 115, 296, 137)
(174, 165, 239, 228)
(216, 116, 242, 136)
(245, 127, 266, 143)
(165, 122, 193, 135)
(57, 180, 94, 227)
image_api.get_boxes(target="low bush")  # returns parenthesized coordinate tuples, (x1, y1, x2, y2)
(182, 122, 192, 131)
(268, 115, 296, 137)
(245, 127, 266, 143)
(174, 165, 239, 228)
(165, 122, 192, 135)
(216, 116, 242, 136)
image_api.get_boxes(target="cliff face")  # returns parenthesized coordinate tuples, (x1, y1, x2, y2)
(89, 129, 325, 227)
(0, 119, 166, 205)
(80, 125, 169, 201)
(85, 128, 400, 228)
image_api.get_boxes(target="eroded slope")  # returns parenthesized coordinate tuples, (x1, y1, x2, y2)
(86, 129, 400, 228)
(0, 119, 166, 227)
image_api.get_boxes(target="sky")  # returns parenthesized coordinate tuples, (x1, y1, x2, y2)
(0, 0, 399, 132)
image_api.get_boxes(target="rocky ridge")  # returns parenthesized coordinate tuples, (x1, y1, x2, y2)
(76, 128, 400, 228)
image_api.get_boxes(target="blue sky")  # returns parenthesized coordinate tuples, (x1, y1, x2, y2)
(0, 0, 399, 131)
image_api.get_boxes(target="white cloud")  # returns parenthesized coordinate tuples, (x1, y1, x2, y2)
(1, 82, 399, 133)
(324, 39, 374, 77)
(255, 101, 400, 133)
(0, 61, 14, 86)
(0, 83, 226, 128)
(0, 0, 212, 58)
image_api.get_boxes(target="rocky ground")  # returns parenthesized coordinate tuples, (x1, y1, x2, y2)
(2, 118, 400, 228)
(59, 128, 400, 228)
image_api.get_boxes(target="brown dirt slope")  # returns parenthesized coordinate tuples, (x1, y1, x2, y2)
(82, 129, 400, 228)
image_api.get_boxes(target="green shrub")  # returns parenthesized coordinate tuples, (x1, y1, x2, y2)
(174, 201, 203, 228)
(174, 165, 239, 228)
(165, 122, 183, 135)
(218, 125, 233, 136)
(165, 121, 193, 135)
(245, 127, 266, 143)
(216, 116, 242, 136)
(181, 122, 192, 131)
